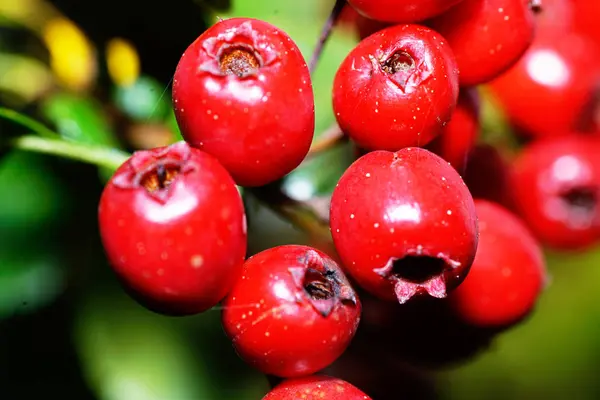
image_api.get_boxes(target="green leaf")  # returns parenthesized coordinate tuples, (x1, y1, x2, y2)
(113, 75, 171, 122)
(39, 92, 120, 147)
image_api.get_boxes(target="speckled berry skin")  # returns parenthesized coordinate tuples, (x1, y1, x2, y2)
(98, 142, 247, 316)
(451, 200, 547, 328)
(512, 135, 600, 250)
(330, 148, 478, 304)
(429, 0, 538, 86)
(172, 18, 315, 187)
(489, 29, 600, 138)
(348, 0, 465, 23)
(427, 88, 480, 173)
(263, 375, 371, 400)
(221, 245, 361, 378)
(332, 24, 459, 151)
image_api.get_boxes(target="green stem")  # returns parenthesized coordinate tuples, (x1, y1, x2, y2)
(0, 107, 59, 139)
(8, 135, 130, 172)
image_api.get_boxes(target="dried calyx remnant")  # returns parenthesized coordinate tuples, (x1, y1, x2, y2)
(141, 163, 181, 192)
(391, 255, 446, 283)
(561, 187, 597, 220)
(381, 51, 415, 74)
(529, 0, 542, 13)
(219, 45, 261, 77)
(303, 268, 335, 300)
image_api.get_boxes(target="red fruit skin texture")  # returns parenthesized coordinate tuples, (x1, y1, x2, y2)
(348, 0, 465, 23)
(263, 375, 371, 400)
(172, 18, 315, 187)
(98, 142, 247, 316)
(512, 135, 600, 250)
(427, 87, 480, 173)
(489, 29, 600, 139)
(221, 245, 361, 378)
(333, 24, 459, 151)
(451, 200, 547, 328)
(429, 0, 537, 86)
(330, 148, 479, 304)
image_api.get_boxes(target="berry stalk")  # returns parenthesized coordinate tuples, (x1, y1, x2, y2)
(309, 0, 346, 74)
(0, 107, 60, 139)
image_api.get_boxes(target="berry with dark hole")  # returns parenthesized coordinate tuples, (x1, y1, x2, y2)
(262, 375, 372, 400)
(221, 245, 361, 378)
(98, 141, 247, 315)
(489, 28, 600, 139)
(427, 88, 480, 174)
(512, 135, 600, 250)
(347, 0, 465, 24)
(330, 147, 478, 303)
(429, 0, 539, 86)
(451, 200, 547, 328)
(172, 18, 315, 187)
(332, 24, 459, 151)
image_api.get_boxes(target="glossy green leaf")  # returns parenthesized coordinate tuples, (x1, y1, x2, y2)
(113, 75, 171, 122)
(40, 92, 119, 147)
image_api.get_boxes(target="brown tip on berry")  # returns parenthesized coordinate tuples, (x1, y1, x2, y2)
(375, 255, 451, 304)
(381, 51, 415, 75)
(219, 45, 261, 77)
(303, 269, 335, 301)
(140, 163, 181, 193)
(559, 187, 598, 228)
(529, 0, 542, 14)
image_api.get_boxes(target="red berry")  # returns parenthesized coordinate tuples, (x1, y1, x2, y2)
(427, 88, 480, 173)
(429, 0, 538, 86)
(263, 375, 371, 400)
(330, 148, 478, 304)
(489, 28, 600, 138)
(512, 135, 600, 250)
(347, 0, 465, 23)
(98, 142, 247, 315)
(221, 245, 361, 378)
(451, 200, 547, 328)
(333, 24, 459, 151)
(172, 18, 315, 187)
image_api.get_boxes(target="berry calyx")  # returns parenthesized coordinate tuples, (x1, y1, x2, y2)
(347, 0, 465, 24)
(173, 18, 315, 187)
(512, 135, 600, 249)
(263, 375, 371, 400)
(332, 24, 459, 151)
(330, 148, 478, 303)
(221, 245, 361, 378)
(451, 200, 548, 328)
(98, 141, 247, 315)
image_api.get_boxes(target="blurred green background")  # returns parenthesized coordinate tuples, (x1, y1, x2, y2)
(1, 0, 600, 399)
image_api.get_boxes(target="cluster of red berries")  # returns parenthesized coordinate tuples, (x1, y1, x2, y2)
(97, 0, 600, 398)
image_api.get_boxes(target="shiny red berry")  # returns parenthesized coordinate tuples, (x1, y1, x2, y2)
(172, 18, 315, 187)
(98, 142, 247, 315)
(263, 375, 371, 400)
(512, 135, 600, 250)
(333, 24, 459, 151)
(347, 0, 465, 23)
(489, 28, 600, 138)
(427, 88, 480, 173)
(221, 245, 361, 378)
(451, 199, 547, 328)
(429, 0, 538, 86)
(330, 148, 478, 304)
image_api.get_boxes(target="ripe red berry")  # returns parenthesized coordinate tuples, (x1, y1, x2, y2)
(98, 141, 247, 315)
(172, 18, 315, 187)
(263, 375, 371, 400)
(333, 24, 459, 151)
(330, 148, 478, 304)
(512, 135, 600, 250)
(489, 28, 600, 139)
(451, 199, 547, 328)
(427, 88, 480, 173)
(347, 0, 465, 23)
(221, 245, 361, 378)
(429, 0, 539, 86)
